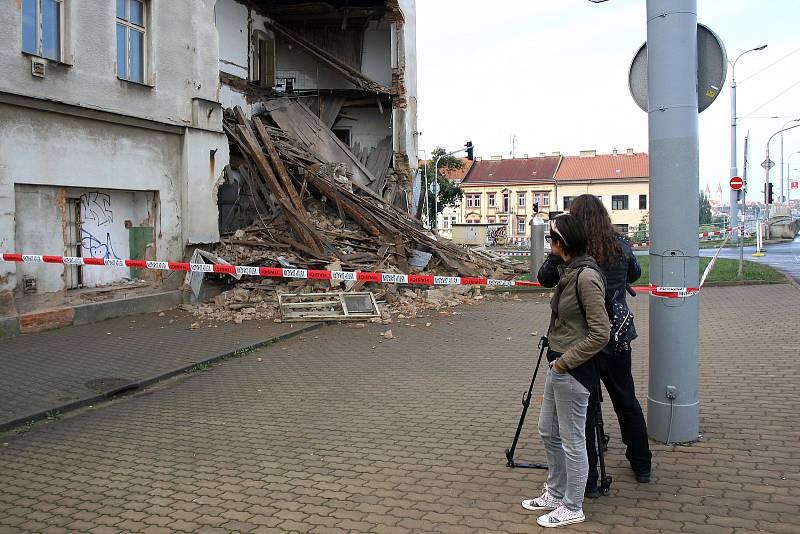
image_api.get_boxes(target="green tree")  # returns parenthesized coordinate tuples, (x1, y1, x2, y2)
(699, 192, 713, 224)
(422, 147, 465, 228)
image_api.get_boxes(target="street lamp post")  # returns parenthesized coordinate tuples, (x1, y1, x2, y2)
(780, 119, 797, 204)
(729, 45, 767, 238)
(788, 151, 800, 202)
(762, 120, 800, 243)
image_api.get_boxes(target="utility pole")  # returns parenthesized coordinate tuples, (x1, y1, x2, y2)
(646, 0, 700, 444)
(738, 133, 749, 276)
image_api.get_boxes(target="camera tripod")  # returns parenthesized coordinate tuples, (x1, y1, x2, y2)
(505, 336, 613, 496)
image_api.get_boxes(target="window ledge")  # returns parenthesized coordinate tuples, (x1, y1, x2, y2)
(22, 51, 73, 67)
(117, 76, 155, 89)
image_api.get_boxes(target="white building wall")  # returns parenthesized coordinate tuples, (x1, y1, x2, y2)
(391, 0, 419, 182)
(0, 0, 229, 314)
(0, 106, 183, 299)
(0, 0, 221, 126)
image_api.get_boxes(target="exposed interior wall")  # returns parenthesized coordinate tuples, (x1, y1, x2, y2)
(0, 104, 183, 315)
(216, 0, 250, 79)
(359, 20, 392, 87)
(335, 107, 392, 151)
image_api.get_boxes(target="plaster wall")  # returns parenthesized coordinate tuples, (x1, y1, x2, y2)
(0, 0, 221, 128)
(362, 20, 392, 87)
(216, 0, 250, 79)
(393, 0, 419, 171)
(0, 104, 183, 310)
(336, 107, 391, 151)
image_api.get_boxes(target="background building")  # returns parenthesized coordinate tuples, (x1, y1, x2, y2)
(459, 156, 560, 245)
(554, 149, 649, 235)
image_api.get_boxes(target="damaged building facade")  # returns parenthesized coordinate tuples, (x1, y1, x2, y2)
(0, 0, 417, 333)
(215, 0, 418, 215)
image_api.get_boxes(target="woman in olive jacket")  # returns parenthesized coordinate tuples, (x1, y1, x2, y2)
(538, 194, 652, 494)
(521, 214, 609, 529)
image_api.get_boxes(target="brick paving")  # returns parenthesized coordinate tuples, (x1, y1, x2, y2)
(0, 309, 309, 427)
(0, 285, 798, 533)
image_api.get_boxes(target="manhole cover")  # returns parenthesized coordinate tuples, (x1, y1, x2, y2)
(84, 377, 132, 393)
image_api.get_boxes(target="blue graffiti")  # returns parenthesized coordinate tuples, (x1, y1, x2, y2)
(81, 229, 121, 260)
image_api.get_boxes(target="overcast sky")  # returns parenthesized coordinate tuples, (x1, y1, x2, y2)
(416, 0, 800, 201)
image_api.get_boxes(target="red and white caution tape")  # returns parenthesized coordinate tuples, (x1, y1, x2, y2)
(0, 253, 703, 298)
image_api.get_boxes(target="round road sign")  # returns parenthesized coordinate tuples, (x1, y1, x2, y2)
(730, 176, 744, 191)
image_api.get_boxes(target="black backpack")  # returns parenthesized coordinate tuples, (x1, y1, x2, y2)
(575, 267, 634, 354)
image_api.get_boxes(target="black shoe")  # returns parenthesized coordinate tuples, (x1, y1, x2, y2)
(584, 482, 600, 499)
(634, 471, 651, 483)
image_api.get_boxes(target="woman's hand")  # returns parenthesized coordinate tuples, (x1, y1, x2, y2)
(549, 359, 568, 374)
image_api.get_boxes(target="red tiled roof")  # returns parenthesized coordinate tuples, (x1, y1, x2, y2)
(420, 157, 474, 181)
(460, 157, 560, 186)
(555, 153, 649, 181)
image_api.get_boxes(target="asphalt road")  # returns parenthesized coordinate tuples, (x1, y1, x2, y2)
(699, 235, 800, 283)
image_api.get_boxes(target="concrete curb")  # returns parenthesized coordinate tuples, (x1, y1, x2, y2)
(0, 322, 322, 434)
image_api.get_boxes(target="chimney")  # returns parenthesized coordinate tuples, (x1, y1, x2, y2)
(613, 148, 618, 155)
(579, 150, 596, 158)
(626, 147, 634, 155)
(524, 153, 529, 159)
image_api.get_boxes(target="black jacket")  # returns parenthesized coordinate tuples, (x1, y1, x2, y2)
(538, 236, 641, 342)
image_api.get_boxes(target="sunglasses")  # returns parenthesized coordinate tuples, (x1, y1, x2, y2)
(544, 235, 552, 243)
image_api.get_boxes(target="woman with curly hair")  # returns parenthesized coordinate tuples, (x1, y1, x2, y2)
(537, 194, 652, 496)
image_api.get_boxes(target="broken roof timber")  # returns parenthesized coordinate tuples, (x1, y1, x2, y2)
(263, 18, 393, 95)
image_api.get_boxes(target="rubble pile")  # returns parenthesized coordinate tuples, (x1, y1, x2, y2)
(187, 102, 527, 322)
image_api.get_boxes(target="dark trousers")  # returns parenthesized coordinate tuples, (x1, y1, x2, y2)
(586, 346, 652, 484)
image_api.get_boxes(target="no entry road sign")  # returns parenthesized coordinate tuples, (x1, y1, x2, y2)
(730, 176, 744, 191)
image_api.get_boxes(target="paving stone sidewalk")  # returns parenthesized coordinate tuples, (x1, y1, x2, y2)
(0, 285, 798, 533)
(0, 309, 315, 430)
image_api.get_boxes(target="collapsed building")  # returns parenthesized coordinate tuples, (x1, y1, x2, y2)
(216, 0, 419, 213)
(0, 0, 524, 335)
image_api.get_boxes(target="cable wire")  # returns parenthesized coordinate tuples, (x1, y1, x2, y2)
(739, 47, 800, 85)
(665, 397, 675, 445)
(740, 79, 800, 118)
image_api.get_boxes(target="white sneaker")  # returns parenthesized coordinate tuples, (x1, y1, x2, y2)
(521, 485, 562, 511)
(537, 505, 586, 528)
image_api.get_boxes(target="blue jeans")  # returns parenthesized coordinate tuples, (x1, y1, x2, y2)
(538, 367, 591, 512)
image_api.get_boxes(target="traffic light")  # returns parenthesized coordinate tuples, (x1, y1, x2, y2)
(465, 141, 474, 161)
(766, 183, 774, 204)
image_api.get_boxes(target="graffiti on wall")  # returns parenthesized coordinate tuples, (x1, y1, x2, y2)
(81, 230, 121, 260)
(80, 192, 114, 227)
(486, 225, 507, 246)
(79, 192, 121, 259)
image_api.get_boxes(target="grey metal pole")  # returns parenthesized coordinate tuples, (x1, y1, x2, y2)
(646, 0, 700, 444)
(529, 218, 545, 279)
(433, 156, 441, 232)
(729, 45, 767, 253)
(730, 65, 739, 236)
(739, 133, 750, 276)
(779, 119, 796, 204)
